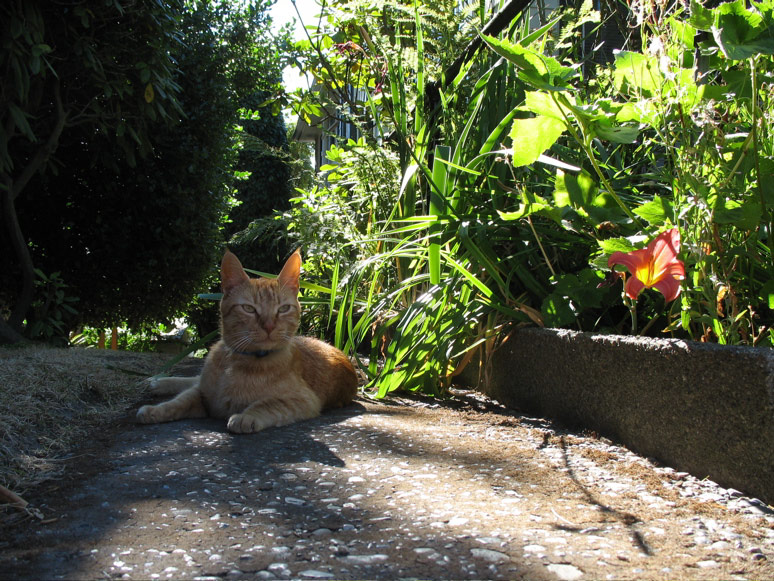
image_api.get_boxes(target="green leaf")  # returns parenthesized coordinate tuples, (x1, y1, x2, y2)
(616, 100, 659, 125)
(31, 44, 52, 57)
(713, 1, 774, 59)
(509, 116, 566, 167)
(541, 293, 576, 327)
(554, 270, 607, 310)
(700, 0, 774, 59)
(712, 195, 762, 230)
(553, 169, 598, 209)
(522, 91, 570, 121)
(573, 269, 607, 309)
(481, 34, 576, 91)
(669, 18, 697, 50)
(591, 120, 640, 144)
(598, 237, 637, 254)
(690, 0, 714, 31)
(634, 196, 674, 225)
(519, 13, 566, 46)
(613, 52, 663, 98)
(9, 103, 35, 140)
(760, 279, 774, 309)
(498, 193, 555, 221)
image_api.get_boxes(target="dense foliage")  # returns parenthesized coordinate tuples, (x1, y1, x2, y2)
(0, 0, 290, 340)
(0, 0, 182, 342)
(277, 0, 773, 396)
(227, 90, 293, 276)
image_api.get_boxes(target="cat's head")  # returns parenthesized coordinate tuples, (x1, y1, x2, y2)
(219, 250, 302, 354)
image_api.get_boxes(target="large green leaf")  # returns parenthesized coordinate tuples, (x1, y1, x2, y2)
(634, 196, 674, 225)
(690, 0, 714, 31)
(616, 100, 659, 125)
(693, 0, 774, 59)
(554, 270, 607, 310)
(481, 34, 577, 91)
(613, 52, 663, 98)
(509, 116, 566, 167)
(712, 194, 762, 229)
(598, 237, 638, 254)
(591, 119, 640, 144)
(553, 169, 598, 209)
(523, 91, 571, 121)
(713, 0, 774, 59)
(541, 293, 576, 327)
(668, 17, 697, 51)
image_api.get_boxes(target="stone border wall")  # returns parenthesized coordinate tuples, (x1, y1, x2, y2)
(478, 327, 774, 504)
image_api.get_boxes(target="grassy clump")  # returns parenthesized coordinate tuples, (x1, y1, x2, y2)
(0, 346, 168, 492)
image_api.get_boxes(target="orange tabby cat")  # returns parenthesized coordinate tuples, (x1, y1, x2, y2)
(136, 249, 358, 433)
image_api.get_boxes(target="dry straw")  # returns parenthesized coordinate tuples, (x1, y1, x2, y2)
(0, 346, 168, 495)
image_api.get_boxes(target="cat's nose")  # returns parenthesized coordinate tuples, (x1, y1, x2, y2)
(262, 318, 276, 333)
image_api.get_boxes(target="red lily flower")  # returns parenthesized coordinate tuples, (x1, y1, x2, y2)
(607, 228, 685, 302)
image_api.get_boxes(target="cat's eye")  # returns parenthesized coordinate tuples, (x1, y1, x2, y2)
(240, 304, 256, 314)
(278, 304, 292, 314)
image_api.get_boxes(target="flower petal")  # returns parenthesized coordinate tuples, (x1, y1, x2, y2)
(653, 275, 682, 302)
(665, 260, 685, 280)
(609, 228, 685, 302)
(624, 274, 646, 300)
(647, 228, 681, 279)
(608, 248, 650, 273)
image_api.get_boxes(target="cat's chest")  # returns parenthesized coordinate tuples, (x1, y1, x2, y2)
(202, 373, 261, 417)
(203, 384, 251, 418)
(201, 357, 305, 418)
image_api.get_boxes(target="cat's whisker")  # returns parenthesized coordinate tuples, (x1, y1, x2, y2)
(224, 331, 247, 347)
(229, 334, 255, 352)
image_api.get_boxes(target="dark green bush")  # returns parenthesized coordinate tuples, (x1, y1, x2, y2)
(0, 1, 290, 334)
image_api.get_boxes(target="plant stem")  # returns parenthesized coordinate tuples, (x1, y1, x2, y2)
(748, 56, 773, 268)
(638, 313, 659, 336)
(527, 214, 556, 277)
(626, 297, 638, 334)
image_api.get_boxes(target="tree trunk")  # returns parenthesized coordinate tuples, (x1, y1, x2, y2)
(1, 186, 35, 332)
(0, 81, 68, 342)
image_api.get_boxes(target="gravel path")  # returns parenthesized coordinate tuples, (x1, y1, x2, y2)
(2, 390, 773, 580)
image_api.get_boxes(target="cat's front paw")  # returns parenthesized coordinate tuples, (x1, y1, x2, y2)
(137, 404, 161, 424)
(143, 376, 163, 394)
(227, 413, 267, 434)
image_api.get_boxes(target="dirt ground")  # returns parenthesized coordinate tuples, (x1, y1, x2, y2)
(1, 352, 773, 580)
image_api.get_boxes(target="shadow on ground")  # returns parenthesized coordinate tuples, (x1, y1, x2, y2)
(2, 391, 773, 581)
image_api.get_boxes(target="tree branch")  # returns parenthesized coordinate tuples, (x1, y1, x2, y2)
(3, 79, 69, 334)
(10, 80, 69, 202)
(427, 0, 534, 96)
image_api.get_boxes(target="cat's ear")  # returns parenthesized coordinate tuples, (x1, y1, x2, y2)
(277, 249, 301, 294)
(221, 250, 250, 294)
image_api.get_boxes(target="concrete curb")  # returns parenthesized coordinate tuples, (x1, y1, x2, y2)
(479, 327, 774, 504)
